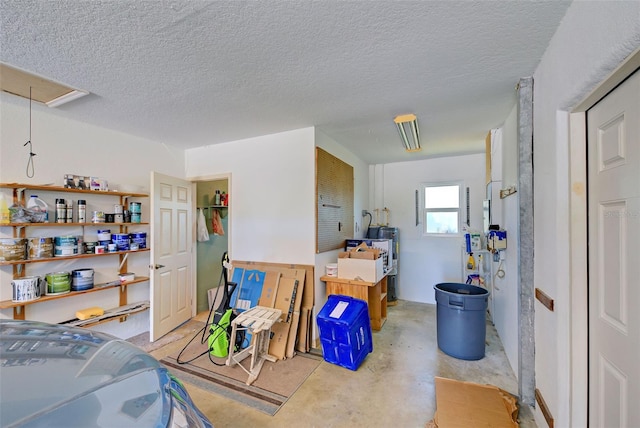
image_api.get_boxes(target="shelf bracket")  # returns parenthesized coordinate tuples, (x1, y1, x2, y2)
(15, 187, 26, 204)
(13, 305, 25, 320)
(118, 253, 129, 272)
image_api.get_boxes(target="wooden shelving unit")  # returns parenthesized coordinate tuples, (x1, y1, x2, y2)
(0, 182, 150, 324)
(320, 274, 388, 330)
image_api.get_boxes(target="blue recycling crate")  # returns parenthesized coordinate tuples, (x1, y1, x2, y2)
(316, 294, 373, 370)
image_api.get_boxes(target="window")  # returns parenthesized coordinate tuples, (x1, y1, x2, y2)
(423, 183, 461, 235)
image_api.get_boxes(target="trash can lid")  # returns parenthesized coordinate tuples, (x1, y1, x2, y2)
(434, 282, 489, 296)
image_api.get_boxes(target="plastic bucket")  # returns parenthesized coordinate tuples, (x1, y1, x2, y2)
(434, 282, 489, 360)
(325, 263, 338, 277)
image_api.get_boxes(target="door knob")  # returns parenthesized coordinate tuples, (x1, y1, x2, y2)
(154, 264, 165, 270)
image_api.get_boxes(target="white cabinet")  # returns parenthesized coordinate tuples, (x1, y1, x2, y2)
(0, 183, 149, 326)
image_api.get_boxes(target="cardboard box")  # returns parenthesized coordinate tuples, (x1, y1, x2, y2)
(345, 238, 393, 271)
(337, 256, 384, 282)
(258, 271, 280, 307)
(268, 320, 291, 360)
(232, 260, 314, 359)
(432, 377, 518, 428)
(274, 277, 298, 322)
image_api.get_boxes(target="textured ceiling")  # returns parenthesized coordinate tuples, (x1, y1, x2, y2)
(0, 1, 572, 165)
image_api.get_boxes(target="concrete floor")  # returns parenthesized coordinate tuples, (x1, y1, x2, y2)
(150, 300, 537, 428)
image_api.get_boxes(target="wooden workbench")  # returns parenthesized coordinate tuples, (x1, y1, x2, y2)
(320, 274, 387, 330)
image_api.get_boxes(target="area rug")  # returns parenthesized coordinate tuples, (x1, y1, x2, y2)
(127, 319, 207, 353)
(160, 338, 322, 415)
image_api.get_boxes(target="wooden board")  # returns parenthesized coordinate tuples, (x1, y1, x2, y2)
(316, 148, 354, 253)
(232, 261, 313, 356)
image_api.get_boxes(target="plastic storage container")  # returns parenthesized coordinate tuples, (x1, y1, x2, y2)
(317, 294, 373, 370)
(26, 195, 48, 222)
(434, 282, 489, 360)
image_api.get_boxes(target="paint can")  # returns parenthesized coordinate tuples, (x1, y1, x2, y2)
(0, 238, 27, 261)
(53, 236, 78, 257)
(11, 276, 42, 302)
(130, 232, 147, 249)
(97, 230, 111, 241)
(129, 202, 141, 223)
(112, 233, 130, 251)
(84, 241, 97, 254)
(45, 271, 71, 295)
(114, 213, 124, 223)
(27, 237, 53, 259)
(129, 202, 141, 214)
(71, 268, 94, 291)
(114, 204, 124, 214)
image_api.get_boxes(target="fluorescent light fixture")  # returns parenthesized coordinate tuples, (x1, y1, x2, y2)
(394, 114, 421, 152)
(45, 89, 89, 107)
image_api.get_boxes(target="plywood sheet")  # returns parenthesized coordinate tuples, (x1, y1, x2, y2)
(316, 148, 354, 253)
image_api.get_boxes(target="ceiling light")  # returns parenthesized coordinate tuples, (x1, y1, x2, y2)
(394, 114, 421, 152)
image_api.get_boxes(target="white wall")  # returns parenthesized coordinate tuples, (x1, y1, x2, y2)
(185, 127, 317, 265)
(185, 127, 370, 325)
(370, 153, 486, 304)
(0, 94, 186, 339)
(530, 2, 640, 427)
(490, 103, 519, 378)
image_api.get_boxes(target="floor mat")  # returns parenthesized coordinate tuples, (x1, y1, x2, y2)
(127, 319, 206, 353)
(160, 338, 322, 415)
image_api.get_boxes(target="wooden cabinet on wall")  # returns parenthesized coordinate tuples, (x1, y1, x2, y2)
(0, 183, 149, 326)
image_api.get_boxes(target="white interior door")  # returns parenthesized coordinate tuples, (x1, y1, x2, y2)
(150, 172, 193, 341)
(588, 70, 640, 427)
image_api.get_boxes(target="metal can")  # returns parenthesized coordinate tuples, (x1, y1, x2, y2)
(77, 200, 86, 223)
(55, 198, 66, 223)
(129, 202, 141, 214)
(66, 200, 73, 223)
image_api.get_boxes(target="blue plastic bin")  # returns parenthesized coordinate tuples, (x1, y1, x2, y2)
(317, 295, 373, 370)
(434, 282, 489, 360)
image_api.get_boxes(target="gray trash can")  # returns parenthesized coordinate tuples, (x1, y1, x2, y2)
(434, 282, 489, 360)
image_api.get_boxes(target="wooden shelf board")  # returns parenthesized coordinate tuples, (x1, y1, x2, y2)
(0, 248, 150, 266)
(3, 222, 149, 227)
(78, 306, 149, 328)
(0, 182, 148, 198)
(0, 277, 149, 309)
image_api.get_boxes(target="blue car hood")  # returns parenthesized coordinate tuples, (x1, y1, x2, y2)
(0, 320, 171, 427)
